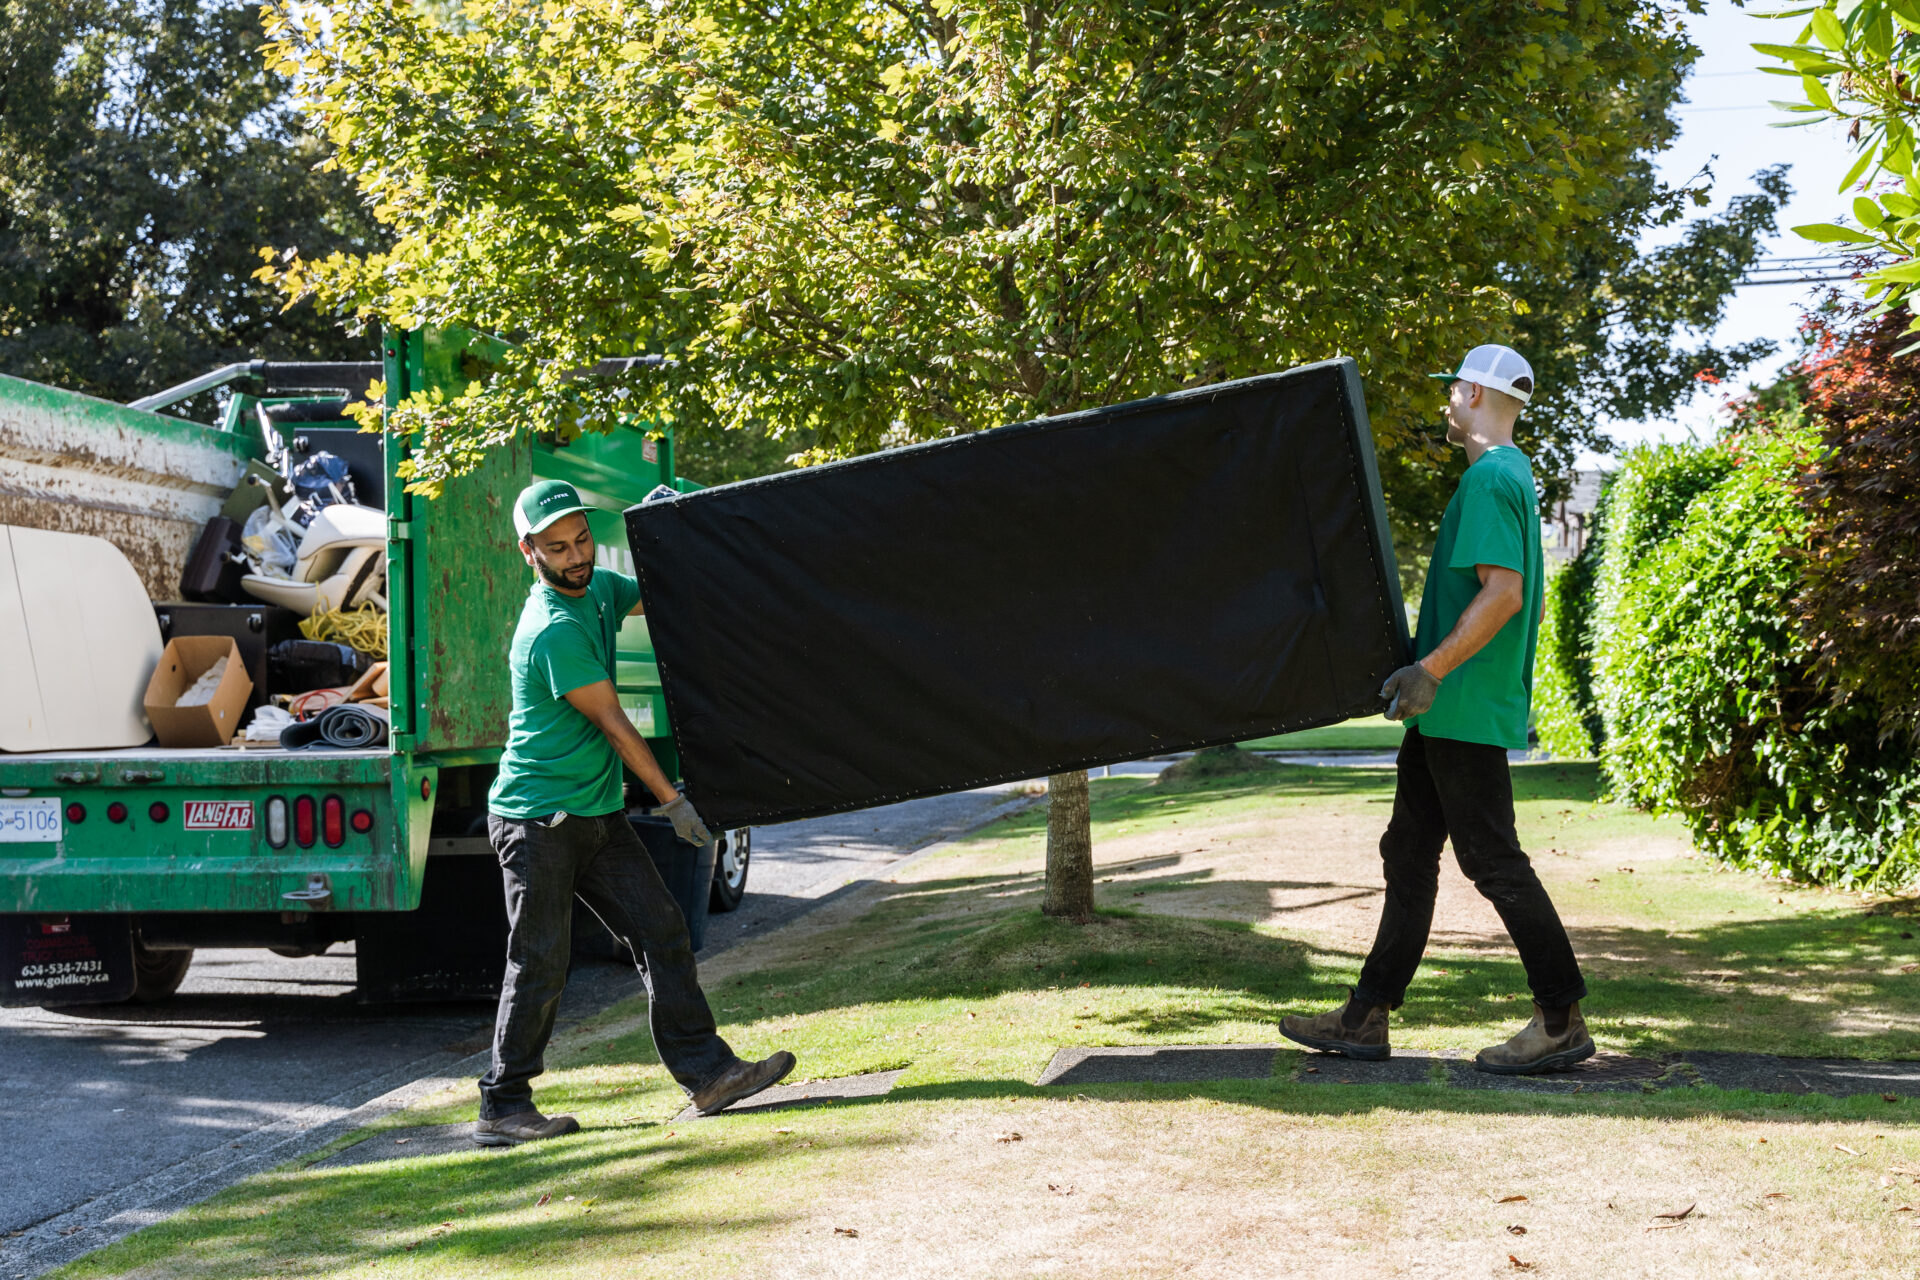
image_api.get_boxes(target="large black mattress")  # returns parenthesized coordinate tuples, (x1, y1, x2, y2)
(625, 358, 1409, 829)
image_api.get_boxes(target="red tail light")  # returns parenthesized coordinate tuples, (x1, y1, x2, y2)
(65, 803, 86, 823)
(148, 802, 169, 824)
(294, 796, 316, 848)
(107, 802, 128, 823)
(322, 796, 345, 848)
(350, 809, 373, 834)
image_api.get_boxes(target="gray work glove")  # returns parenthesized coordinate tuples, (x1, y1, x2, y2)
(1380, 661, 1441, 721)
(653, 793, 713, 846)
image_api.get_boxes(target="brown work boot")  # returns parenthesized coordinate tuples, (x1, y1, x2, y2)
(690, 1050, 797, 1116)
(472, 1108, 581, 1147)
(1475, 1002, 1595, 1075)
(1278, 992, 1390, 1061)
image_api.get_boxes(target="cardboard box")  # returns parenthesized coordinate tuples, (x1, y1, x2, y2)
(143, 636, 254, 748)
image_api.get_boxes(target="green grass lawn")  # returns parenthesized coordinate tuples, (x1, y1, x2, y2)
(1240, 714, 1404, 751)
(57, 763, 1920, 1279)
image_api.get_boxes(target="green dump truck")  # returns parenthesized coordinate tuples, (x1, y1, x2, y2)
(0, 326, 746, 1005)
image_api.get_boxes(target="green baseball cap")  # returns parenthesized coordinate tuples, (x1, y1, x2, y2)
(513, 479, 602, 540)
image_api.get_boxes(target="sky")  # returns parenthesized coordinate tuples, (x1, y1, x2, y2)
(1587, 0, 1862, 466)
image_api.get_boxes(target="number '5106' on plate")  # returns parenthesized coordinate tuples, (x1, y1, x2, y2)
(0, 797, 61, 842)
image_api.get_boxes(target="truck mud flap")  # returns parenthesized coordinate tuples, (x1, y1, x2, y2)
(1, 914, 136, 1007)
(354, 851, 507, 1004)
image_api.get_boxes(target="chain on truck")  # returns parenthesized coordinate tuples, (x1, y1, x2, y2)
(0, 327, 750, 1006)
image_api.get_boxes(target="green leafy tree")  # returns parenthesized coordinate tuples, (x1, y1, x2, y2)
(1755, 0, 1920, 331)
(267, 0, 1758, 917)
(0, 0, 382, 414)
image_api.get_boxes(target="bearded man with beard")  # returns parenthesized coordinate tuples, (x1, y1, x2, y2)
(472, 480, 794, 1146)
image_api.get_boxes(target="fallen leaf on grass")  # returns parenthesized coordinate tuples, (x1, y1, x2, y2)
(1645, 1222, 1686, 1232)
(536, 1194, 551, 1207)
(1885, 1094, 1903, 1104)
(1497, 1195, 1529, 1205)
(1764, 1192, 1789, 1200)
(59, 1226, 84, 1237)
(393, 1138, 410, 1145)
(1653, 1204, 1696, 1221)
(1836, 1144, 1863, 1157)
(1303, 1067, 1320, 1074)
(1894, 1206, 1918, 1214)
(995, 1132, 1023, 1143)
(1048, 1184, 1075, 1196)
(1508, 1256, 1535, 1271)
(1506, 1225, 1527, 1236)
(834, 1227, 859, 1237)
(1891, 1165, 1920, 1177)
(1902, 963, 1918, 974)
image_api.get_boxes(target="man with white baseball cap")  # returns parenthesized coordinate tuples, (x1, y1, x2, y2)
(473, 479, 795, 1145)
(1281, 344, 1593, 1075)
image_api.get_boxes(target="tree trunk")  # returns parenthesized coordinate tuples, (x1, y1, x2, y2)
(1042, 769, 1094, 921)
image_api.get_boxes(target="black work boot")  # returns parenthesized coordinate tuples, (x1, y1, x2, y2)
(1278, 991, 1390, 1061)
(690, 1050, 797, 1116)
(472, 1108, 582, 1147)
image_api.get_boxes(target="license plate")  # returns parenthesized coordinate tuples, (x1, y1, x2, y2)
(0, 798, 62, 842)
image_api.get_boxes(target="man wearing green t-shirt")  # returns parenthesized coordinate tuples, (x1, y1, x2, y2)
(1280, 345, 1592, 1075)
(473, 479, 795, 1146)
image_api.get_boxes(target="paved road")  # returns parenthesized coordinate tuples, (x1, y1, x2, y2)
(0, 784, 1034, 1279)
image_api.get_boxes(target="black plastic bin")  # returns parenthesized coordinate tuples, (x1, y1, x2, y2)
(628, 814, 717, 953)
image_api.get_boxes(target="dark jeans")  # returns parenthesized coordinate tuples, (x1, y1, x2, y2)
(1354, 726, 1587, 1011)
(480, 811, 736, 1119)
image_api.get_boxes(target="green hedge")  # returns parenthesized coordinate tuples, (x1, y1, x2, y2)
(1587, 442, 1736, 747)
(1533, 444, 1734, 760)
(1596, 426, 1920, 887)
(1533, 549, 1600, 758)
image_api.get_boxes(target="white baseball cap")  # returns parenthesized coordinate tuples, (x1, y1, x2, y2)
(1430, 344, 1535, 405)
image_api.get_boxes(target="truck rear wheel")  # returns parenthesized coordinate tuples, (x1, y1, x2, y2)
(128, 942, 192, 1003)
(709, 827, 749, 913)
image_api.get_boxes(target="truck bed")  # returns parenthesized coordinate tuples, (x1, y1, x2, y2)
(1, 746, 389, 762)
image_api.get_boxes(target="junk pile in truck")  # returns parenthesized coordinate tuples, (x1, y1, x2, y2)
(0, 361, 396, 754)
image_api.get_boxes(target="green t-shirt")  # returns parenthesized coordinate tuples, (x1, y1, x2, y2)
(1407, 446, 1544, 750)
(487, 568, 643, 820)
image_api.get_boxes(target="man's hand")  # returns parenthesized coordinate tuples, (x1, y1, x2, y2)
(1380, 661, 1441, 721)
(654, 793, 713, 846)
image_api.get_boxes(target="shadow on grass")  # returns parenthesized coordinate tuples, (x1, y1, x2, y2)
(65, 1124, 892, 1280)
(699, 754, 1918, 1067)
